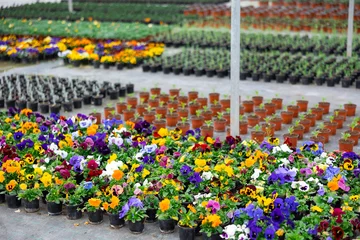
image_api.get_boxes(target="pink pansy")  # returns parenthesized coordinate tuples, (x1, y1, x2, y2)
(206, 200, 220, 214)
(338, 178, 350, 192)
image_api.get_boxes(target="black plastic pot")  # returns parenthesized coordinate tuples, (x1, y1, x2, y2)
(109, 90, 119, 100)
(356, 80, 360, 89)
(0, 193, 5, 203)
(159, 219, 176, 233)
(128, 220, 145, 234)
(264, 74, 272, 82)
(142, 64, 149, 72)
(50, 104, 61, 114)
(327, 79, 335, 87)
(289, 75, 298, 84)
(163, 66, 171, 74)
(99, 88, 107, 98)
(39, 103, 50, 113)
(119, 87, 127, 97)
(47, 201, 62, 216)
(108, 213, 125, 228)
(206, 69, 215, 78)
(88, 209, 103, 224)
(126, 84, 134, 94)
(145, 208, 157, 223)
(252, 73, 260, 81)
(179, 226, 195, 240)
(93, 96, 102, 106)
(83, 95, 92, 105)
(17, 100, 27, 110)
(93, 61, 100, 69)
(28, 101, 38, 111)
(240, 71, 248, 80)
(66, 204, 83, 220)
(73, 98, 82, 109)
(0, 98, 4, 108)
(315, 77, 323, 86)
(301, 77, 311, 85)
(6, 99, 16, 108)
(73, 61, 81, 67)
(183, 68, 192, 76)
(202, 233, 222, 240)
(341, 79, 351, 88)
(276, 74, 285, 83)
(195, 69, 204, 77)
(103, 63, 110, 69)
(24, 199, 40, 213)
(150, 66, 158, 73)
(63, 102, 73, 112)
(6, 194, 21, 208)
(216, 70, 226, 78)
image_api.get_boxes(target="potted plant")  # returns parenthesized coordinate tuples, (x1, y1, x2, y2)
(84, 198, 103, 224)
(201, 120, 214, 138)
(189, 99, 200, 116)
(252, 90, 263, 106)
(255, 103, 267, 121)
(156, 101, 167, 118)
(200, 213, 223, 240)
(150, 83, 161, 95)
(3, 177, 21, 209)
(191, 109, 204, 129)
(247, 114, 260, 128)
(148, 94, 159, 108)
(90, 109, 101, 124)
(281, 106, 294, 125)
(210, 100, 222, 117)
(292, 120, 305, 140)
(310, 104, 324, 121)
(223, 108, 230, 126)
(296, 97, 308, 112)
(271, 94, 283, 110)
(344, 102, 357, 116)
(324, 116, 338, 135)
(144, 195, 159, 223)
(242, 97, 254, 113)
(121, 197, 147, 234)
(178, 207, 197, 240)
(169, 84, 180, 97)
(333, 111, 345, 129)
(124, 105, 135, 121)
(127, 93, 138, 108)
(46, 187, 63, 216)
(310, 130, 326, 146)
(168, 95, 178, 110)
(139, 88, 150, 103)
(345, 119, 360, 146)
(166, 108, 178, 127)
(338, 132, 355, 152)
(65, 183, 86, 220)
(136, 98, 147, 117)
(177, 117, 190, 136)
(209, 90, 219, 104)
(104, 103, 115, 120)
(214, 112, 226, 132)
(283, 126, 299, 147)
(116, 97, 127, 114)
(251, 124, 265, 143)
(153, 114, 166, 130)
(157, 198, 179, 234)
(287, 101, 300, 118)
(318, 97, 330, 114)
(239, 115, 248, 135)
(317, 123, 331, 143)
(220, 94, 230, 111)
(262, 117, 275, 137)
(18, 185, 42, 213)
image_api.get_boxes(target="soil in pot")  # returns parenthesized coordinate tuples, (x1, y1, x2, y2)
(66, 204, 83, 220)
(47, 201, 63, 216)
(150, 88, 161, 95)
(6, 194, 21, 208)
(210, 104, 222, 117)
(305, 114, 316, 127)
(209, 93, 219, 104)
(264, 103, 276, 116)
(117, 102, 127, 114)
(139, 92, 150, 103)
(293, 125, 305, 140)
(333, 115, 345, 129)
(128, 220, 145, 234)
(127, 97, 138, 108)
(339, 139, 355, 152)
(188, 91, 198, 101)
(252, 96, 263, 106)
(159, 219, 176, 234)
(255, 108, 267, 122)
(270, 117, 282, 131)
(88, 209, 103, 224)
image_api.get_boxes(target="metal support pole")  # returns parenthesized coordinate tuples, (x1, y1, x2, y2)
(230, 0, 240, 136)
(68, 0, 73, 13)
(347, 0, 354, 57)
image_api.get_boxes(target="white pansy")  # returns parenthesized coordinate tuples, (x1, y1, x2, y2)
(272, 146, 281, 154)
(44, 157, 50, 164)
(201, 171, 213, 180)
(280, 158, 290, 165)
(280, 144, 292, 153)
(320, 152, 327, 158)
(71, 131, 79, 140)
(251, 169, 262, 180)
(135, 152, 143, 161)
(49, 142, 58, 151)
(54, 150, 68, 159)
(221, 224, 237, 239)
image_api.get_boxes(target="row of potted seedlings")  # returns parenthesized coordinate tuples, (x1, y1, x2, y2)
(0, 74, 135, 114)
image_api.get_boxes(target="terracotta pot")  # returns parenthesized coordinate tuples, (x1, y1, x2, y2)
(191, 116, 204, 129)
(116, 102, 127, 114)
(159, 94, 169, 105)
(255, 108, 267, 121)
(127, 97, 138, 108)
(252, 96, 263, 107)
(214, 119, 227, 132)
(90, 112, 101, 124)
(352, 124, 360, 133)
(293, 125, 305, 140)
(251, 131, 265, 143)
(104, 107, 115, 119)
(189, 103, 200, 116)
(296, 100, 308, 112)
(178, 96, 188, 105)
(156, 106, 167, 118)
(153, 119, 166, 130)
(264, 103, 276, 116)
(318, 128, 331, 143)
(178, 109, 189, 121)
(148, 99, 159, 108)
(310, 136, 326, 146)
(240, 106, 245, 115)
(166, 113, 179, 127)
(344, 103, 357, 116)
(169, 89, 180, 97)
(123, 109, 135, 121)
(345, 130, 359, 146)
(338, 139, 355, 152)
(242, 100, 254, 113)
(220, 99, 230, 111)
(188, 91, 198, 101)
(270, 117, 282, 131)
(283, 133, 299, 147)
(262, 123, 275, 137)
(305, 114, 316, 127)
(139, 92, 150, 103)
(176, 122, 190, 136)
(201, 126, 214, 138)
(167, 101, 178, 110)
(136, 105, 147, 116)
(240, 121, 248, 134)
(287, 105, 299, 118)
(201, 110, 212, 121)
(271, 98, 283, 110)
(281, 111, 293, 124)
(150, 88, 161, 95)
(333, 116, 345, 129)
(197, 98, 208, 108)
(143, 111, 155, 123)
(324, 121, 337, 135)
(334, 109, 347, 121)
(318, 102, 330, 114)
(299, 119, 311, 133)
(210, 104, 222, 117)
(311, 107, 323, 120)
(248, 115, 260, 128)
(223, 113, 230, 125)
(209, 93, 220, 104)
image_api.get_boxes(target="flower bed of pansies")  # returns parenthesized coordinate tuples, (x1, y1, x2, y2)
(0, 35, 164, 67)
(0, 108, 359, 240)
